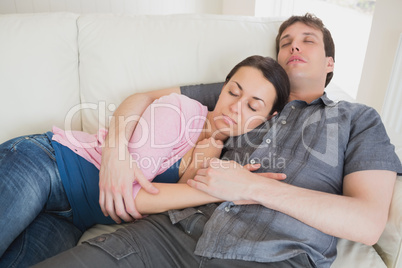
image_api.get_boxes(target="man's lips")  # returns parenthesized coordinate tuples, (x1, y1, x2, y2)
(287, 56, 306, 64)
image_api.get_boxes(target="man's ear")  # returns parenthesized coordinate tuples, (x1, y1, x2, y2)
(326, 57, 334, 73)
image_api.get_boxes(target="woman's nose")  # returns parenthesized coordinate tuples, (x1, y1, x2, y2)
(229, 101, 240, 113)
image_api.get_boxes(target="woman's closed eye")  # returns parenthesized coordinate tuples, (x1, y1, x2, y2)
(248, 104, 257, 112)
(228, 90, 239, 97)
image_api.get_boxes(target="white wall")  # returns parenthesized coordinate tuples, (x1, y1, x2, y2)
(222, 0, 255, 16)
(0, 0, 223, 14)
(357, 0, 402, 113)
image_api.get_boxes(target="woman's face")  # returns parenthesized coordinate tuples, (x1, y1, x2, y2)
(211, 66, 276, 139)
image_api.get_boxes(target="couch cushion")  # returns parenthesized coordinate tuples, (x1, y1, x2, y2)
(77, 14, 283, 133)
(0, 13, 81, 143)
(332, 239, 386, 268)
(375, 176, 402, 268)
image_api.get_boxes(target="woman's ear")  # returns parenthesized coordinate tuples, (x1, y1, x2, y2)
(267, 111, 278, 120)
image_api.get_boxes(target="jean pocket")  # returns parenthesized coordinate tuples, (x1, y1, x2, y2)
(85, 232, 140, 261)
(178, 212, 207, 240)
(7, 134, 56, 161)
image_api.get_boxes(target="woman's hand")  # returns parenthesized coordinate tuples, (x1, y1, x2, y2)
(179, 137, 223, 183)
(191, 137, 224, 168)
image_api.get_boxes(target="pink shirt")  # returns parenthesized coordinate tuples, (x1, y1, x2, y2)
(52, 93, 208, 198)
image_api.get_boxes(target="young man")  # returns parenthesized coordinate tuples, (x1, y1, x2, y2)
(36, 14, 401, 268)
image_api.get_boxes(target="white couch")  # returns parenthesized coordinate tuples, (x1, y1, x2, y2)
(0, 12, 400, 268)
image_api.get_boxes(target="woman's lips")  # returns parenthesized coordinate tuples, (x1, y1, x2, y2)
(222, 114, 237, 125)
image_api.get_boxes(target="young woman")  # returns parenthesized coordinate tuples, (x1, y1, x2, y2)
(0, 56, 289, 264)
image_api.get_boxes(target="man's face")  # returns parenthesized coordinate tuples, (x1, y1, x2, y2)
(277, 22, 334, 87)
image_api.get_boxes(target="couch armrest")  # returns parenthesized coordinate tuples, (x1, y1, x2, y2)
(374, 176, 402, 268)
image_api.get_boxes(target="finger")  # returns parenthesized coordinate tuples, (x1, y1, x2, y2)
(113, 192, 134, 223)
(195, 167, 208, 176)
(243, 163, 261, 171)
(99, 190, 108, 217)
(105, 193, 121, 224)
(98, 170, 108, 217)
(210, 138, 224, 148)
(193, 173, 208, 184)
(258, 172, 287, 180)
(135, 167, 159, 195)
(122, 187, 142, 220)
(187, 178, 208, 193)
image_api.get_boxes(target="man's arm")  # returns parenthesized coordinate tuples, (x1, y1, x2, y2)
(189, 158, 396, 245)
(99, 87, 180, 223)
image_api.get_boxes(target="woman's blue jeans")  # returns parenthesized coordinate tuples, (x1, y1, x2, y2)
(0, 133, 82, 267)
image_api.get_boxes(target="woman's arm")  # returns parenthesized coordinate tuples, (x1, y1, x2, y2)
(100, 83, 224, 223)
(99, 87, 180, 223)
(135, 183, 221, 214)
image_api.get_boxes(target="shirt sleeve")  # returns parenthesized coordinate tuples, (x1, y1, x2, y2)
(344, 104, 402, 175)
(180, 82, 224, 111)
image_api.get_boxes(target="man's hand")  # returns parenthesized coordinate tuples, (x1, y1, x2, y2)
(187, 158, 286, 203)
(99, 147, 159, 223)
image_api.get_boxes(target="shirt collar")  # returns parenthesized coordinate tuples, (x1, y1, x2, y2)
(287, 92, 337, 108)
(318, 92, 337, 107)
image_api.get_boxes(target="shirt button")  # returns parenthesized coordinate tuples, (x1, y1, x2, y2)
(250, 159, 256, 165)
(291, 105, 296, 109)
(265, 138, 271, 144)
(224, 206, 230, 212)
(281, 120, 287, 125)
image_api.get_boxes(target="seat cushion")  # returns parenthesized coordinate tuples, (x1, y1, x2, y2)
(79, 224, 386, 267)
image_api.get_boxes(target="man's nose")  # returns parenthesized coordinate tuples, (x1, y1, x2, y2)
(291, 45, 300, 53)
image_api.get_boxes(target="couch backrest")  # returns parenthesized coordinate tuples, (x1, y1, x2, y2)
(77, 14, 284, 133)
(0, 12, 284, 142)
(0, 13, 81, 143)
